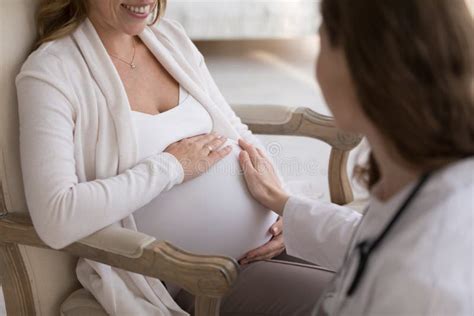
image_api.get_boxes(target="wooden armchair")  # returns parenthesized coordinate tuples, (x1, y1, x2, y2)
(0, 2, 362, 316)
(0, 103, 361, 316)
(0, 211, 238, 316)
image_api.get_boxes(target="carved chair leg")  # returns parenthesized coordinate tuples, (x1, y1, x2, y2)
(0, 243, 35, 316)
(194, 296, 221, 316)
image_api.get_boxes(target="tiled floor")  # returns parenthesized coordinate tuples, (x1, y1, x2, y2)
(0, 37, 367, 314)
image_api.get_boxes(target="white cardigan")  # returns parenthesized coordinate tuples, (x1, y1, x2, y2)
(16, 18, 274, 315)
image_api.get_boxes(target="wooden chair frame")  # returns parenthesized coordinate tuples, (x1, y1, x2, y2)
(0, 104, 361, 315)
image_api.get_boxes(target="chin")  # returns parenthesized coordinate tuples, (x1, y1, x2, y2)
(122, 24, 148, 36)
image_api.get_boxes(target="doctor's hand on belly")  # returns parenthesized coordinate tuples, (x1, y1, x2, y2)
(165, 132, 232, 182)
(238, 139, 290, 217)
(237, 138, 290, 264)
(162, 135, 284, 262)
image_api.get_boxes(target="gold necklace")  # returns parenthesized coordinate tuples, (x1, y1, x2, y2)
(108, 38, 137, 69)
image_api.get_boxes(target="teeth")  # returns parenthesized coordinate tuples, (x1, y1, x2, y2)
(123, 4, 150, 15)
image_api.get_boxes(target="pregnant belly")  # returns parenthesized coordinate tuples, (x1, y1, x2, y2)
(134, 139, 279, 260)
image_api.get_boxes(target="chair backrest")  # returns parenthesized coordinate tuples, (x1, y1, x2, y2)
(0, 1, 80, 315)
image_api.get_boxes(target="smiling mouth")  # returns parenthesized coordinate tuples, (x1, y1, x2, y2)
(121, 3, 152, 16)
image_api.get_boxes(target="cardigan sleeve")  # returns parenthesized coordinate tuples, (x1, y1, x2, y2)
(283, 195, 362, 270)
(16, 58, 184, 249)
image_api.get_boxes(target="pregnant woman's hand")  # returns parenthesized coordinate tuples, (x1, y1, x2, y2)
(238, 139, 289, 216)
(165, 133, 232, 182)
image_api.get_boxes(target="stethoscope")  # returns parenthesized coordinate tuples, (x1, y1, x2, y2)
(346, 172, 432, 296)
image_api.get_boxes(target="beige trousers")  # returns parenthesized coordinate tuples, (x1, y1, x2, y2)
(174, 253, 334, 316)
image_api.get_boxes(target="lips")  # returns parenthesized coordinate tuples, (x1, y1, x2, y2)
(121, 3, 152, 17)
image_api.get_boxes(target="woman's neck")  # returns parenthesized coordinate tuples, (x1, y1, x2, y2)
(367, 131, 421, 201)
(88, 15, 135, 57)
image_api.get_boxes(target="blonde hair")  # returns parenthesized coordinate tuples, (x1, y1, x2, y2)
(35, 0, 167, 49)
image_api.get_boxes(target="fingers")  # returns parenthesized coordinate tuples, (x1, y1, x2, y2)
(269, 217, 283, 236)
(238, 138, 252, 150)
(239, 235, 285, 265)
(256, 147, 267, 158)
(239, 139, 265, 157)
(245, 144, 260, 167)
(204, 135, 227, 153)
(238, 140, 275, 175)
(238, 150, 256, 175)
(241, 235, 285, 262)
(208, 145, 232, 164)
(183, 133, 230, 156)
(238, 139, 260, 166)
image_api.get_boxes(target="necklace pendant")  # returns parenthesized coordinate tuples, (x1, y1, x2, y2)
(131, 63, 136, 69)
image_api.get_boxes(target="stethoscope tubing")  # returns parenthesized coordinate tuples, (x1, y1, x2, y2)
(346, 172, 432, 296)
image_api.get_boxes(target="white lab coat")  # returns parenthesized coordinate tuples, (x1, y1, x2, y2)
(283, 158, 474, 315)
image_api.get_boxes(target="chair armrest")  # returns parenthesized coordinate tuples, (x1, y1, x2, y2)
(0, 213, 239, 298)
(231, 104, 363, 205)
(231, 104, 361, 150)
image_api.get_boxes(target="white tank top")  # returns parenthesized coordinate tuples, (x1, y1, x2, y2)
(131, 86, 278, 262)
(132, 86, 213, 157)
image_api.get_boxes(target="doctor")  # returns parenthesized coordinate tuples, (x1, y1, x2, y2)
(238, 0, 473, 315)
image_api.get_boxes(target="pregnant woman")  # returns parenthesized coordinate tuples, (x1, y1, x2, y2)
(17, 0, 333, 315)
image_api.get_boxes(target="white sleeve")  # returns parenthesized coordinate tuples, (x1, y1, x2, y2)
(17, 72, 184, 250)
(283, 195, 362, 270)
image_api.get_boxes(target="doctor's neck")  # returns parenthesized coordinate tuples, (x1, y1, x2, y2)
(365, 129, 422, 202)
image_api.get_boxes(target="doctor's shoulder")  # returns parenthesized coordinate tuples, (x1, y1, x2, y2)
(400, 157, 474, 252)
(364, 158, 474, 314)
(322, 160, 473, 315)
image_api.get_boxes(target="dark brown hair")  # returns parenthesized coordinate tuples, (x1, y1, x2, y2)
(35, 0, 167, 49)
(321, 0, 474, 187)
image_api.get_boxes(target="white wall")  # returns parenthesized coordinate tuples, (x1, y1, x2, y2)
(165, 0, 321, 40)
